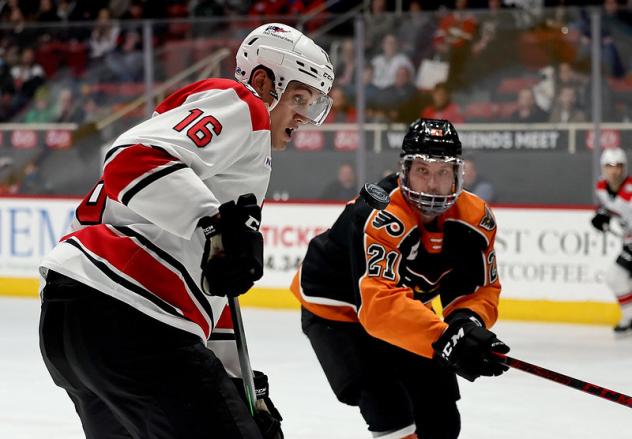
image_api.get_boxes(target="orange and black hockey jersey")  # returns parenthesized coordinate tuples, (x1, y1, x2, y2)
(290, 173, 501, 359)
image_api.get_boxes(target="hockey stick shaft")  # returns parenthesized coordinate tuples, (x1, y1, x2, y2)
(228, 296, 257, 415)
(493, 353, 632, 409)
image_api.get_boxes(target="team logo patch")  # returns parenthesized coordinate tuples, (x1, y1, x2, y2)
(372, 211, 404, 237)
(479, 206, 496, 231)
(264, 25, 290, 33)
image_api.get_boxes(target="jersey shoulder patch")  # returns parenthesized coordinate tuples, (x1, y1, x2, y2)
(479, 205, 496, 231)
(365, 189, 416, 245)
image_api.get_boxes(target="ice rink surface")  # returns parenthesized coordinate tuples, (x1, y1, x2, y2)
(2, 296, 632, 439)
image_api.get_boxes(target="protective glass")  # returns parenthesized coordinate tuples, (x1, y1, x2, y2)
(283, 81, 333, 126)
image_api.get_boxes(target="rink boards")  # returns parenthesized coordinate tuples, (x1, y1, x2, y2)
(0, 196, 621, 325)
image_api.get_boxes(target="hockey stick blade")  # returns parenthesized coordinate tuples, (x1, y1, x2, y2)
(493, 352, 632, 409)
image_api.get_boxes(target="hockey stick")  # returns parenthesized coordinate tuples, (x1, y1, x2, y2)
(493, 352, 632, 409)
(227, 296, 258, 415)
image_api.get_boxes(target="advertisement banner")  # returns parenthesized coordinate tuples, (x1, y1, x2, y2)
(0, 198, 619, 303)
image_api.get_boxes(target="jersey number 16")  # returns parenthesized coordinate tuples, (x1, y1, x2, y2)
(173, 108, 223, 148)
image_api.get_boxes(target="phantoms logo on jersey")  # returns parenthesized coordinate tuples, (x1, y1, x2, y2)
(479, 206, 496, 232)
(372, 211, 404, 237)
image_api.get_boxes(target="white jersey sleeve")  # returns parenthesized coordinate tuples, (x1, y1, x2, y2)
(102, 78, 271, 239)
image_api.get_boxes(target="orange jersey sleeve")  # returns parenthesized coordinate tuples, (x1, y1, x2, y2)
(441, 191, 501, 329)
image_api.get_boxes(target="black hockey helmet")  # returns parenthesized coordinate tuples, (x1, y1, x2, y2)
(399, 118, 464, 216)
(400, 118, 462, 158)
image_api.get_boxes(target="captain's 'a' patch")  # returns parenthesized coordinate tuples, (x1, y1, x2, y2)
(479, 206, 496, 231)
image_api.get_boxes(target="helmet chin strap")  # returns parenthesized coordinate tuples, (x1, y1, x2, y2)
(267, 91, 280, 111)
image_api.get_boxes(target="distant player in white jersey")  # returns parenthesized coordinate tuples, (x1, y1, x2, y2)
(591, 147, 632, 335)
(38, 23, 333, 439)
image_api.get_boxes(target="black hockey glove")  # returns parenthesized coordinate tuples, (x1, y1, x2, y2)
(231, 370, 283, 439)
(591, 208, 611, 232)
(200, 194, 264, 297)
(432, 310, 510, 382)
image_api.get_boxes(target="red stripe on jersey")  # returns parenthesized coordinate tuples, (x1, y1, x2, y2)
(103, 144, 177, 202)
(618, 176, 632, 202)
(596, 179, 608, 190)
(617, 291, 632, 305)
(215, 306, 234, 330)
(66, 225, 211, 337)
(154, 78, 270, 132)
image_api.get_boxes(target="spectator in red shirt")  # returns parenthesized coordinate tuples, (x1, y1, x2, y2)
(433, 0, 477, 89)
(420, 82, 464, 123)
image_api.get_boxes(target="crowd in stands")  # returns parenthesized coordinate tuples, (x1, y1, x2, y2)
(1, 0, 631, 198)
(0, 0, 631, 128)
(324, 0, 632, 125)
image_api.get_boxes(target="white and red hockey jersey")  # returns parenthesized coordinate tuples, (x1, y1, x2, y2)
(40, 78, 271, 348)
(595, 176, 632, 240)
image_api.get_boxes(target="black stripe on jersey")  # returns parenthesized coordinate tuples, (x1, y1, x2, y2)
(121, 162, 188, 206)
(104, 144, 133, 163)
(209, 332, 236, 341)
(112, 225, 215, 328)
(65, 238, 183, 317)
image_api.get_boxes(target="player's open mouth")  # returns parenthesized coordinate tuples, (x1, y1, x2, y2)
(285, 128, 294, 138)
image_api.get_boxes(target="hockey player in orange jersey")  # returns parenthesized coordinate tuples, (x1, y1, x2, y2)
(291, 118, 510, 439)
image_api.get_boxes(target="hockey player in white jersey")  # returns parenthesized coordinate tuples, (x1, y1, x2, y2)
(591, 147, 632, 335)
(38, 23, 333, 439)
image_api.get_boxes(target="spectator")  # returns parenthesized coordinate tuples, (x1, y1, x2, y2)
(18, 160, 51, 194)
(105, 29, 144, 82)
(576, 0, 627, 78)
(11, 47, 45, 100)
(343, 64, 382, 120)
(0, 56, 16, 121)
(321, 162, 357, 201)
(55, 87, 81, 123)
(334, 38, 356, 88)
(379, 66, 422, 123)
(548, 86, 586, 123)
(35, 0, 60, 22)
(192, 0, 225, 18)
(23, 86, 55, 123)
(433, 0, 477, 89)
(397, 0, 436, 66)
(364, 0, 396, 55)
(89, 8, 120, 59)
(420, 82, 464, 124)
(467, 0, 516, 80)
(370, 33, 415, 89)
(463, 157, 495, 203)
(555, 62, 588, 109)
(508, 88, 548, 123)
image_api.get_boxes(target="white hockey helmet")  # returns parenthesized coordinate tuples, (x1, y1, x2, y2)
(235, 23, 334, 125)
(600, 147, 627, 167)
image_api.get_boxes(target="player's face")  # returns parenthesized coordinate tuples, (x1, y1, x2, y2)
(408, 158, 455, 196)
(269, 83, 312, 150)
(604, 163, 626, 189)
